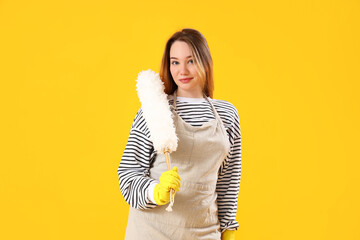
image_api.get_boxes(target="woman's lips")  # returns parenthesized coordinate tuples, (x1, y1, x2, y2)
(179, 78, 193, 83)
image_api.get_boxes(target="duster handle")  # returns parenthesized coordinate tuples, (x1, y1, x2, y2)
(164, 150, 171, 170)
(164, 149, 175, 211)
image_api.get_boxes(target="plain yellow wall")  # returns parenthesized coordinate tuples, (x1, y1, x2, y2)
(1, 0, 359, 239)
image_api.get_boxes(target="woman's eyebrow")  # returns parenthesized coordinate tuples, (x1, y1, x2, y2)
(170, 55, 192, 59)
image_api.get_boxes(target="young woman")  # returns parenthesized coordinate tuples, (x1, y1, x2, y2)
(118, 28, 241, 240)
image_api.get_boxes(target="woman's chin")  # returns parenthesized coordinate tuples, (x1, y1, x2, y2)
(177, 86, 194, 93)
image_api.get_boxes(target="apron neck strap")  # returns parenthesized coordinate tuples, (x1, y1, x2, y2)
(172, 89, 221, 122)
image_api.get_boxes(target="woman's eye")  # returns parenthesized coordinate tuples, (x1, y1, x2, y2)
(171, 60, 193, 65)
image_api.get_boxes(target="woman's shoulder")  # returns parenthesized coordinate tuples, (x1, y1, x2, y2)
(210, 97, 239, 117)
(210, 97, 241, 135)
(131, 107, 151, 134)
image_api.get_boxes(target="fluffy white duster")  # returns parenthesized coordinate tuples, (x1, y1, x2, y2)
(136, 69, 178, 154)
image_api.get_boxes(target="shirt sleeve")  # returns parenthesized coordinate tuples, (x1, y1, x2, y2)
(216, 104, 241, 232)
(117, 108, 159, 210)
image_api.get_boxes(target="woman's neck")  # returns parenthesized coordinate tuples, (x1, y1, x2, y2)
(176, 88, 204, 98)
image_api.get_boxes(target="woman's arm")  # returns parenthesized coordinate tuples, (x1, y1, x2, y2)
(216, 103, 241, 232)
(117, 108, 158, 210)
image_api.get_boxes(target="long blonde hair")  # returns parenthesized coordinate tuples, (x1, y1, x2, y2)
(159, 28, 214, 98)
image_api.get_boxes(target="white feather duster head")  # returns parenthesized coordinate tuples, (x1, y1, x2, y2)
(136, 69, 178, 153)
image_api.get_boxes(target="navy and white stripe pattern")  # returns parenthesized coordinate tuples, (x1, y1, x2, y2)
(118, 96, 241, 231)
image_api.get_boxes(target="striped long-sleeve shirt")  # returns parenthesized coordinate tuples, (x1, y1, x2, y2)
(117, 94, 241, 232)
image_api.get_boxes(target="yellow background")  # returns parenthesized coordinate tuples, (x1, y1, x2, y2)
(1, 0, 359, 239)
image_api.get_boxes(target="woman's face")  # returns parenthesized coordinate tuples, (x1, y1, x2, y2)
(169, 41, 203, 98)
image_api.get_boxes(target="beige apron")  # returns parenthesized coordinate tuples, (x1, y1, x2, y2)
(125, 90, 231, 240)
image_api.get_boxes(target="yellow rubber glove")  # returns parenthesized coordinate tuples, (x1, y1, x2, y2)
(222, 230, 236, 240)
(153, 166, 181, 205)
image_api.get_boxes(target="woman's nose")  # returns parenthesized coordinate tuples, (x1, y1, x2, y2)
(180, 64, 189, 74)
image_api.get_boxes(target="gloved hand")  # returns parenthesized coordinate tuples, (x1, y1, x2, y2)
(153, 166, 181, 205)
(222, 230, 236, 240)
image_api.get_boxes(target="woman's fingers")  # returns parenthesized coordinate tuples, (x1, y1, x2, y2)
(160, 166, 181, 191)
